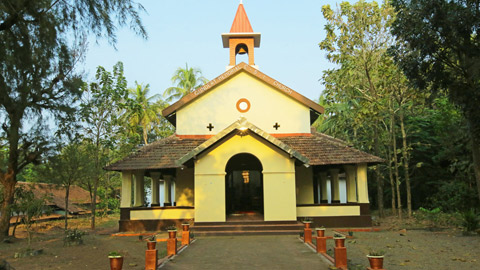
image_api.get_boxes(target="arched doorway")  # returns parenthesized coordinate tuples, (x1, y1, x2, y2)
(225, 153, 263, 216)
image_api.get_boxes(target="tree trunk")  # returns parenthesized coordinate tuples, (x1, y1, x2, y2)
(387, 137, 396, 214)
(12, 214, 20, 237)
(392, 116, 402, 220)
(91, 177, 98, 230)
(374, 124, 385, 218)
(0, 172, 16, 239)
(467, 117, 480, 203)
(65, 185, 70, 231)
(143, 126, 149, 145)
(399, 112, 412, 218)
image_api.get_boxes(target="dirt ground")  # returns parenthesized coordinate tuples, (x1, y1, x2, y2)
(1, 214, 479, 270)
(0, 216, 168, 270)
(319, 215, 480, 270)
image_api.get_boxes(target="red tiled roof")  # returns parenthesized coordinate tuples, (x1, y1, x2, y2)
(278, 132, 384, 165)
(105, 135, 206, 171)
(230, 3, 253, 33)
(106, 132, 383, 171)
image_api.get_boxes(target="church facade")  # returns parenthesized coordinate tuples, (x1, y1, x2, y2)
(106, 3, 382, 231)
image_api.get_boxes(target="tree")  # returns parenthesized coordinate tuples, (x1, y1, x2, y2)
(14, 186, 49, 246)
(44, 143, 91, 230)
(124, 83, 162, 145)
(320, 1, 397, 217)
(80, 62, 128, 230)
(391, 0, 480, 203)
(163, 63, 208, 102)
(0, 0, 146, 239)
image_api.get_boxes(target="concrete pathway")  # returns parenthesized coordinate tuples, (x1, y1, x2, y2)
(161, 235, 330, 270)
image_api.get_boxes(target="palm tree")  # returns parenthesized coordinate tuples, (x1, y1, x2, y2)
(163, 63, 208, 102)
(124, 83, 162, 145)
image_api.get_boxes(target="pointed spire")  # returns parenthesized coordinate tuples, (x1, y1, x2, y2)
(230, 2, 253, 33)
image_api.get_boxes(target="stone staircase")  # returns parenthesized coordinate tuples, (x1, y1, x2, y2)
(192, 220, 303, 236)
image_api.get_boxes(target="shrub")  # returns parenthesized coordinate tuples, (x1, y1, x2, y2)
(64, 229, 86, 246)
(462, 209, 479, 233)
(414, 207, 461, 228)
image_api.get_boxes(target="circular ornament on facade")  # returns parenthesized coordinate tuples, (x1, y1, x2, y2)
(236, 98, 251, 113)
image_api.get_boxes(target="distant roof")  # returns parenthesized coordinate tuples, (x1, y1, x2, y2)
(106, 130, 383, 172)
(16, 182, 99, 214)
(230, 3, 253, 33)
(162, 62, 324, 125)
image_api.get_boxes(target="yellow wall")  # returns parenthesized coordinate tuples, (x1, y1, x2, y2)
(194, 174, 226, 222)
(194, 134, 297, 222)
(130, 208, 194, 220)
(175, 168, 194, 206)
(176, 72, 311, 135)
(297, 205, 360, 217)
(295, 166, 314, 204)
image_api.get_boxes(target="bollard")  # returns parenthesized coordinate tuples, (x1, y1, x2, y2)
(182, 231, 190, 246)
(316, 236, 327, 253)
(167, 238, 177, 256)
(334, 246, 347, 268)
(304, 228, 312, 244)
(182, 223, 190, 246)
(145, 249, 157, 270)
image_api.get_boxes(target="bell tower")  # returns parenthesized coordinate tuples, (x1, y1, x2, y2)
(221, 1, 261, 70)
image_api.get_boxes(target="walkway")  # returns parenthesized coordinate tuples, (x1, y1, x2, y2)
(161, 235, 330, 270)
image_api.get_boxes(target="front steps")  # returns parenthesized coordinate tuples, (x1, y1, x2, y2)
(192, 220, 303, 236)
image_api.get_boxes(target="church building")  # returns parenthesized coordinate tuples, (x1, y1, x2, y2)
(106, 3, 382, 232)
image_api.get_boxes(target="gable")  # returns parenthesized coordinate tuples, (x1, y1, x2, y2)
(173, 66, 320, 135)
(163, 63, 324, 129)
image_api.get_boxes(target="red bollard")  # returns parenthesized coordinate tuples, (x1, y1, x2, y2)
(145, 249, 157, 270)
(182, 231, 190, 246)
(316, 236, 327, 253)
(304, 228, 312, 244)
(334, 246, 347, 268)
(167, 238, 177, 256)
(182, 223, 190, 246)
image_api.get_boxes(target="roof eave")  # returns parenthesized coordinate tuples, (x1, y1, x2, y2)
(221, 33, 261, 47)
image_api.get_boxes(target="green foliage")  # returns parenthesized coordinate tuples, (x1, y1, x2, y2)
(96, 187, 120, 216)
(108, 251, 122, 257)
(368, 250, 385, 256)
(461, 209, 479, 233)
(0, 0, 147, 239)
(414, 207, 461, 228)
(166, 225, 177, 231)
(13, 187, 50, 245)
(123, 82, 174, 145)
(163, 63, 208, 102)
(391, 0, 480, 203)
(63, 229, 86, 246)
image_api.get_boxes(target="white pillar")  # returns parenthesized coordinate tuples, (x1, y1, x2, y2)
(319, 172, 328, 203)
(339, 177, 347, 204)
(120, 171, 132, 208)
(150, 172, 161, 206)
(326, 178, 332, 204)
(133, 171, 145, 207)
(356, 163, 369, 203)
(330, 169, 340, 202)
(344, 165, 358, 203)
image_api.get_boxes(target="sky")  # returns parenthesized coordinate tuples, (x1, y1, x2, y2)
(81, 0, 341, 102)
